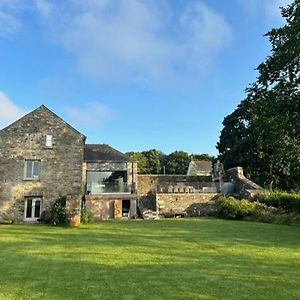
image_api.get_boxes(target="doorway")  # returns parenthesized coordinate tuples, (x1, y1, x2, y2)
(122, 200, 131, 218)
(24, 198, 42, 221)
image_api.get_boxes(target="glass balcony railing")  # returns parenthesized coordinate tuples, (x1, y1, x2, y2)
(87, 182, 132, 194)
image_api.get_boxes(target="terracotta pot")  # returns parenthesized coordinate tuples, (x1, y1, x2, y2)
(70, 214, 81, 227)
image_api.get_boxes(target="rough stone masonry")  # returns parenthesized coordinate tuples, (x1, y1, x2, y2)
(0, 105, 85, 223)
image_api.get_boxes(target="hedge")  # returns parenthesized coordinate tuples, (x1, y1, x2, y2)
(256, 192, 300, 213)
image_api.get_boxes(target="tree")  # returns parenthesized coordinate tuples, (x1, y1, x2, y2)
(165, 151, 190, 174)
(142, 149, 165, 174)
(127, 149, 165, 174)
(126, 152, 148, 174)
(217, 0, 300, 190)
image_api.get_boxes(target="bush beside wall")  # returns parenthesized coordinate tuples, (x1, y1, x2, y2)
(81, 206, 93, 224)
(38, 197, 67, 225)
(216, 197, 266, 220)
(255, 192, 300, 213)
(216, 195, 300, 225)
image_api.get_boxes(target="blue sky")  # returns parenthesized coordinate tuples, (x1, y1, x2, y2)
(0, 0, 291, 155)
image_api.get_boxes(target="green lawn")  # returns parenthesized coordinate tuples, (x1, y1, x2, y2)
(0, 219, 299, 300)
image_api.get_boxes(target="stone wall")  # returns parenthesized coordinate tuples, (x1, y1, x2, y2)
(137, 175, 214, 210)
(156, 193, 219, 217)
(0, 106, 85, 223)
(137, 175, 212, 195)
(226, 167, 263, 198)
(66, 194, 82, 219)
(85, 194, 137, 220)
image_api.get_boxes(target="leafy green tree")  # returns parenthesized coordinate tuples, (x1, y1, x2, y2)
(217, 0, 300, 190)
(127, 149, 215, 175)
(142, 149, 165, 174)
(126, 152, 148, 174)
(165, 151, 190, 174)
(127, 149, 165, 174)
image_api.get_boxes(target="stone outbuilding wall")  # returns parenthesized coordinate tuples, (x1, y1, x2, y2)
(66, 194, 82, 224)
(85, 194, 137, 220)
(0, 105, 85, 223)
(137, 175, 212, 195)
(156, 193, 219, 217)
(137, 175, 213, 210)
(226, 167, 264, 198)
(137, 171, 263, 218)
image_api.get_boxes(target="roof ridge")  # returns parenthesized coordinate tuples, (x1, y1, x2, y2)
(0, 104, 86, 140)
(84, 144, 134, 162)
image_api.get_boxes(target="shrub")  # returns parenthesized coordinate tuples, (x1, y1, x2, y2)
(216, 197, 265, 220)
(273, 212, 300, 225)
(49, 196, 67, 225)
(1, 215, 15, 224)
(81, 206, 93, 224)
(256, 192, 300, 213)
(216, 197, 239, 219)
(217, 196, 300, 225)
(256, 211, 278, 223)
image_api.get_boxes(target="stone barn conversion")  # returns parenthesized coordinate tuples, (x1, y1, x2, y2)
(0, 105, 138, 223)
(0, 105, 85, 223)
(0, 105, 263, 224)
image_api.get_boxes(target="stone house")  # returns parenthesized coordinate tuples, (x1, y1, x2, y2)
(187, 160, 212, 176)
(0, 105, 137, 223)
(0, 105, 262, 223)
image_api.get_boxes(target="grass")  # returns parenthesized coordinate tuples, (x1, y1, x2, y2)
(0, 219, 299, 300)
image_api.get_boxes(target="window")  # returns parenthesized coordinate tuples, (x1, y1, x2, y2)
(24, 160, 41, 180)
(46, 135, 53, 147)
(24, 198, 42, 221)
(86, 171, 130, 194)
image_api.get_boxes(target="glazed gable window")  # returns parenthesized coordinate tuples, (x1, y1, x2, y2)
(24, 160, 41, 180)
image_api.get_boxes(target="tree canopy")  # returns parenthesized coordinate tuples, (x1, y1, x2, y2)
(217, 0, 300, 190)
(165, 151, 190, 175)
(126, 150, 213, 175)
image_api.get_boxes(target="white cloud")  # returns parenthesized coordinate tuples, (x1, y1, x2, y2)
(66, 101, 112, 130)
(0, 0, 23, 36)
(179, 2, 232, 71)
(35, 0, 232, 83)
(0, 10, 20, 36)
(34, 0, 53, 17)
(0, 91, 27, 129)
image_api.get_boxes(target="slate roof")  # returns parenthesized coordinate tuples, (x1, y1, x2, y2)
(191, 160, 212, 172)
(187, 160, 212, 175)
(84, 144, 134, 162)
(0, 105, 86, 140)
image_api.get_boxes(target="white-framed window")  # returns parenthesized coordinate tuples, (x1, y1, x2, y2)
(46, 135, 53, 147)
(24, 160, 41, 180)
(24, 197, 42, 221)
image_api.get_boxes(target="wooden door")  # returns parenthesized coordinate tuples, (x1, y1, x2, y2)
(114, 200, 122, 219)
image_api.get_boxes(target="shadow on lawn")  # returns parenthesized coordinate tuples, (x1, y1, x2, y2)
(0, 242, 299, 300)
(0, 220, 300, 299)
(1, 218, 300, 250)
